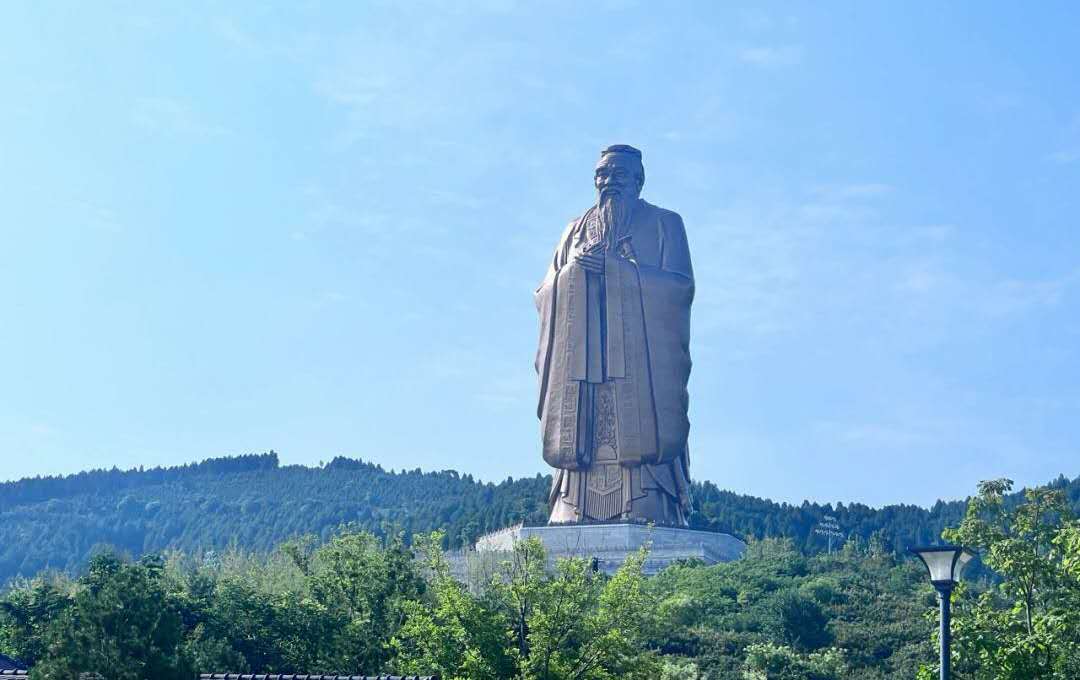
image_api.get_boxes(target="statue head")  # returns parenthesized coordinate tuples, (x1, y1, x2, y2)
(594, 144, 644, 202)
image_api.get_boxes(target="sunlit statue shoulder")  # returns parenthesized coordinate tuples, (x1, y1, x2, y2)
(535, 145, 694, 526)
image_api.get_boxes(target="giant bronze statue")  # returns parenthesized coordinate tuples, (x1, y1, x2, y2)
(535, 145, 693, 527)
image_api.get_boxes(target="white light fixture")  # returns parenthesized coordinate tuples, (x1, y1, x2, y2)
(909, 545, 975, 587)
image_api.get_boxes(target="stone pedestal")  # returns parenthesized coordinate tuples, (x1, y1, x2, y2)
(472, 522, 745, 575)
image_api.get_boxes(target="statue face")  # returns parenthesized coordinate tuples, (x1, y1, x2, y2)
(594, 154, 642, 200)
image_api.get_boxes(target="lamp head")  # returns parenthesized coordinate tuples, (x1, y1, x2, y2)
(908, 545, 975, 588)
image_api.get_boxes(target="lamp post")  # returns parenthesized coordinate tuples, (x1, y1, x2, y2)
(909, 545, 975, 680)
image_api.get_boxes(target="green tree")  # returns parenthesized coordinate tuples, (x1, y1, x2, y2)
(659, 656, 703, 679)
(930, 479, 1080, 679)
(0, 576, 72, 667)
(759, 591, 832, 652)
(490, 536, 547, 661)
(390, 532, 513, 680)
(741, 642, 848, 680)
(180, 624, 249, 674)
(521, 547, 659, 680)
(31, 553, 192, 680)
(302, 531, 425, 671)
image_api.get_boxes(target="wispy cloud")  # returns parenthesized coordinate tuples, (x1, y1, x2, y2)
(980, 269, 1080, 317)
(310, 291, 350, 311)
(131, 97, 230, 138)
(408, 343, 532, 410)
(809, 183, 893, 200)
(475, 374, 533, 411)
(737, 45, 803, 68)
(430, 190, 487, 211)
(1046, 112, 1080, 164)
(889, 254, 1079, 322)
(691, 177, 1079, 364)
(692, 180, 894, 341)
(30, 423, 56, 437)
(815, 420, 936, 449)
(1047, 149, 1080, 165)
(71, 198, 124, 233)
(212, 17, 263, 56)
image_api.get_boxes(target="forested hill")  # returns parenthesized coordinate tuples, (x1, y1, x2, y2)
(2, 452, 1078, 586)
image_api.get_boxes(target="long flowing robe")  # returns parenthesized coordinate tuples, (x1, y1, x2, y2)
(535, 198, 694, 525)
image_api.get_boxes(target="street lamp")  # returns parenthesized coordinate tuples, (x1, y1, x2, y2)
(909, 545, 975, 680)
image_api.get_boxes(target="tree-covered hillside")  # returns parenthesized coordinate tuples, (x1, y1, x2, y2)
(0, 453, 549, 584)
(5, 478, 1078, 679)
(1, 452, 1078, 586)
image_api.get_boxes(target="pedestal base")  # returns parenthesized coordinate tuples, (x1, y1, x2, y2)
(472, 522, 745, 575)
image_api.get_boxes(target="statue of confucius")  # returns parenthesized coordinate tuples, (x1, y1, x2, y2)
(535, 145, 693, 526)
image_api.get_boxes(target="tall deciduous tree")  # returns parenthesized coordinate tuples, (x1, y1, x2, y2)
(518, 546, 660, 680)
(926, 479, 1080, 679)
(390, 532, 513, 680)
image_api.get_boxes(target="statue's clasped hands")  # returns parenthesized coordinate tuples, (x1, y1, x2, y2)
(575, 234, 637, 274)
(574, 250, 606, 275)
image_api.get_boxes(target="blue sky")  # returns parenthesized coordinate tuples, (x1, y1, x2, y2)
(1, 2, 1078, 507)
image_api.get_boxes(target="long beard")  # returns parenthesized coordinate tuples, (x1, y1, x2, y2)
(596, 193, 633, 241)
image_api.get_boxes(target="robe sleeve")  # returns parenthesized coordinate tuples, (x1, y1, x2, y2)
(535, 219, 579, 418)
(535, 218, 593, 470)
(635, 210, 694, 465)
(658, 211, 694, 284)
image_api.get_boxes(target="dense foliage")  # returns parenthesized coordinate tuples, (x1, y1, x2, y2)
(0, 530, 933, 679)
(647, 538, 934, 678)
(919, 479, 1080, 679)
(4, 467, 1080, 678)
(4, 453, 1079, 586)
